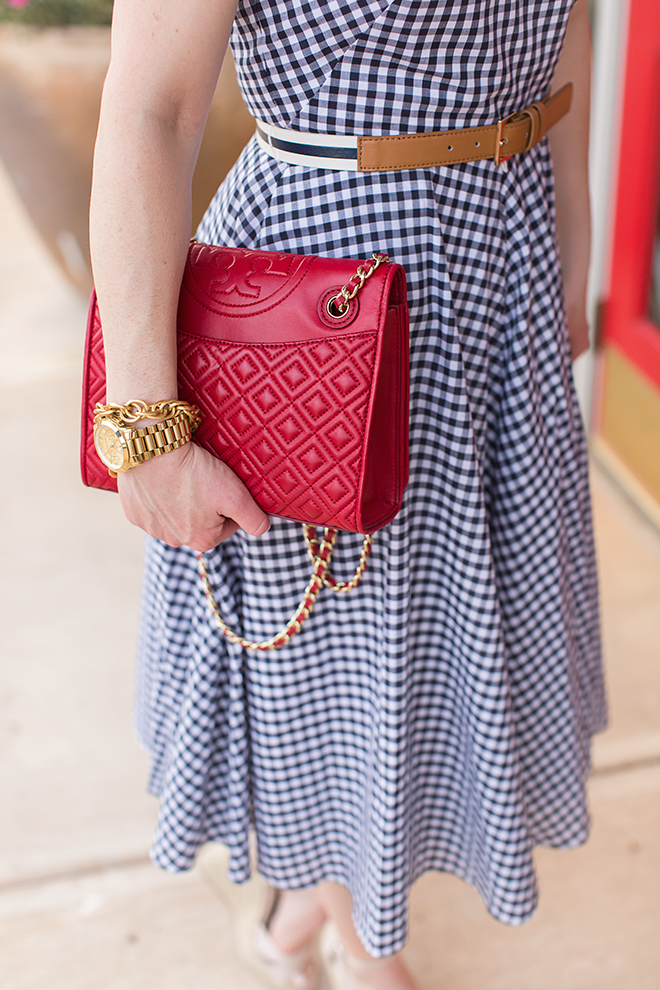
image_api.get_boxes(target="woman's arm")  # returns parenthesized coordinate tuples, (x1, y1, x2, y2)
(90, 0, 270, 550)
(548, 0, 592, 360)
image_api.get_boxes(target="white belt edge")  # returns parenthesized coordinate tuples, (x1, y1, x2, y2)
(255, 119, 360, 171)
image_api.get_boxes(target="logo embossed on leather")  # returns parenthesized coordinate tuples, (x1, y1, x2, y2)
(196, 249, 293, 302)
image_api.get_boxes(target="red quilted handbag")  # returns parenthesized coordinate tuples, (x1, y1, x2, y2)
(82, 242, 409, 534)
(81, 243, 409, 651)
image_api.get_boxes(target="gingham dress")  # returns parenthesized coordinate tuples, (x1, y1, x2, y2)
(135, 0, 607, 956)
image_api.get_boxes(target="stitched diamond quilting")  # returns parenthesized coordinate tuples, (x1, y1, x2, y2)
(297, 497, 327, 525)
(228, 351, 265, 386)
(256, 461, 310, 513)
(301, 390, 332, 423)
(322, 475, 351, 503)
(273, 465, 305, 496)
(298, 443, 326, 475)
(226, 406, 255, 438)
(179, 346, 214, 384)
(82, 280, 401, 530)
(309, 340, 339, 367)
(280, 359, 309, 392)
(326, 423, 353, 451)
(204, 375, 235, 407)
(330, 367, 361, 397)
(83, 314, 116, 492)
(251, 382, 285, 416)
(274, 413, 306, 447)
(250, 436, 280, 468)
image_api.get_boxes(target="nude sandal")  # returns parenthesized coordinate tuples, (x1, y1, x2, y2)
(251, 888, 326, 990)
(322, 923, 398, 990)
(196, 843, 327, 990)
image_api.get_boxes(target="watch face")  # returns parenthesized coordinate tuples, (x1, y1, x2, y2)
(94, 422, 128, 472)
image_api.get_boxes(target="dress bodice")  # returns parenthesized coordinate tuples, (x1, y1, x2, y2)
(231, 0, 575, 134)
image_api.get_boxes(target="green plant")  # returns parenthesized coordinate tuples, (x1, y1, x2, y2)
(0, 0, 113, 25)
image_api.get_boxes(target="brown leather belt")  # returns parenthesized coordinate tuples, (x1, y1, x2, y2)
(255, 83, 572, 172)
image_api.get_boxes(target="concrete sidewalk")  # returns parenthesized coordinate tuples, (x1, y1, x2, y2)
(1, 158, 658, 990)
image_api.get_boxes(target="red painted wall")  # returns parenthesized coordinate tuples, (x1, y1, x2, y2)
(602, 0, 660, 390)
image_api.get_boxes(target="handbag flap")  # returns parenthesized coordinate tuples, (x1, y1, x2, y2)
(179, 244, 392, 343)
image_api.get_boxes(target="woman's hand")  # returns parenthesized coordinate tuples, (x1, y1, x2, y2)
(564, 277, 590, 360)
(118, 443, 270, 551)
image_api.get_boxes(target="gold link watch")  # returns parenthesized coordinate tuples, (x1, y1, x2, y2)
(93, 399, 201, 477)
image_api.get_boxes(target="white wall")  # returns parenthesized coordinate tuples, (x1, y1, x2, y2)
(573, 0, 630, 423)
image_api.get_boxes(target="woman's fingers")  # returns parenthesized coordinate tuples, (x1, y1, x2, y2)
(206, 458, 271, 538)
(117, 442, 270, 549)
(564, 292, 590, 361)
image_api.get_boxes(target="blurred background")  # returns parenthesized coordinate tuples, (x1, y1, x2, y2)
(1, 1, 658, 988)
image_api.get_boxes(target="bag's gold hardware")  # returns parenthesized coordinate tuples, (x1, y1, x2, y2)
(198, 527, 373, 651)
(326, 297, 345, 319)
(330, 252, 390, 316)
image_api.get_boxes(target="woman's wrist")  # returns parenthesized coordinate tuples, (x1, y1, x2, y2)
(93, 399, 201, 477)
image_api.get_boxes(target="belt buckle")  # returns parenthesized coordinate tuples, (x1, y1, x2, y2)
(494, 110, 516, 166)
(495, 108, 535, 166)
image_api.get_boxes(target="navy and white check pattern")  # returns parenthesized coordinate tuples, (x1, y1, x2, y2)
(134, 0, 606, 956)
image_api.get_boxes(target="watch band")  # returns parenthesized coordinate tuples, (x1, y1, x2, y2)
(93, 411, 194, 476)
(123, 413, 193, 469)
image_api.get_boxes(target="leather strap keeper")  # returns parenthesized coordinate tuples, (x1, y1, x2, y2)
(357, 83, 572, 171)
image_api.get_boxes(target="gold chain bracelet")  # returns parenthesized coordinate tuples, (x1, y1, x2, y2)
(93, 398, 201, 430)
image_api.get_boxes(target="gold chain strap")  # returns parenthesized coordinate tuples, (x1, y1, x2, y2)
(197, 251, 387, 650)
(305, 526, 373, 592)
(328, 252, 390, 316)
(197, 527, 372, 652)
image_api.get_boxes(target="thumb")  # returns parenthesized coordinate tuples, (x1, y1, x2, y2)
(215, 463, 271, 536)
